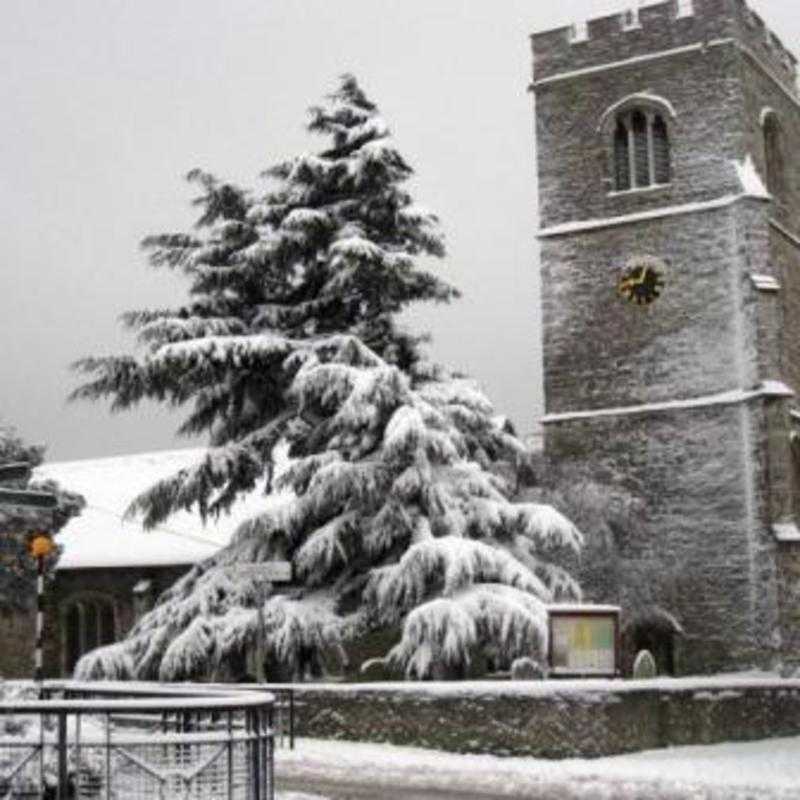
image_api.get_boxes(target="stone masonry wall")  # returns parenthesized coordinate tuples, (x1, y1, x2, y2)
(291, 679, 800, 758)
(532, 0, 800, 672)
(531, 0, 800, 230)
(540, 204, 761, 416)
(544, 399, 780, 673)
(534, 44, 745, 230)
(0, 606, 35, 679)
(531, 0, 734, 85)
(531, 0, 796, 94)
(0, 564, 192, 679)
(738, 22, 800, 396)
(44, 565, 191, 677)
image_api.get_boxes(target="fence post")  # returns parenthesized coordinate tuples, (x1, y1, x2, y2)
(289, 690, 294, 750)
(265, 705, 275, 800)
(252, 708, 262, 800)
(57, 711, 68, 800)
(227, 710, 234, 800)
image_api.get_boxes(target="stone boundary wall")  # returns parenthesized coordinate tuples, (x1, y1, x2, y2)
(288, 677, 800, 758)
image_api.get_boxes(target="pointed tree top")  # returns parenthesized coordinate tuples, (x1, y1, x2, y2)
(331, 73, 377, 112)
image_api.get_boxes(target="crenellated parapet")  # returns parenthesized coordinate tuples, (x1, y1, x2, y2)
(730, 0, 798, 92)
(531, 0, 797, 95)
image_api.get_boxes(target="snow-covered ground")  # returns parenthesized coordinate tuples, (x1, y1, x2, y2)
(275, 735, 800, 799)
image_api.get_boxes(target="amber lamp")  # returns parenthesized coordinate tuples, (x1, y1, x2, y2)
(28, 533, 55, 559)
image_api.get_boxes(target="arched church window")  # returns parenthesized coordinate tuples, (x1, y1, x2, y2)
(63, 596, 117, 675)
(612, 108, 671, 191)
(763, 113, 784, 199)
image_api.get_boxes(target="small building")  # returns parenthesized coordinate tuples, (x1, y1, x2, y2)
(0, 449, 275, 679)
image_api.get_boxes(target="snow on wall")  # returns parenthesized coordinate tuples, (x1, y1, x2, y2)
(35, 448, 292, 570)
(274, 672, 800, 698)
(536, 194, 769, 239)
(732, 154, 770, 198)
(541, 382, 793, 424)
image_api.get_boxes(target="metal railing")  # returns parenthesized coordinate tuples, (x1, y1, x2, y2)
(0, 682, 275, 799)
(43, 683, 296, 751)
(189, 685, 295, 751)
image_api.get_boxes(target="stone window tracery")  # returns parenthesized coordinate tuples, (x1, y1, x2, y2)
(611, 108, 671, 192)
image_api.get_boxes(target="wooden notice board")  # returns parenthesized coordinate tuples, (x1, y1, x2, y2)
(548, 605, 621, 677)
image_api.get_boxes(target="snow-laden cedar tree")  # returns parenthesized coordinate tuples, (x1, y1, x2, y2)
(71, 75, 583, 680)
(0, 424, 85, 610)
(75, 336, 582, 681)
(71, 74, 456, 525)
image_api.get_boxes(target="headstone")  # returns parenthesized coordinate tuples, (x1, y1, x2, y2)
(511, 656, 545, 680)
(632, 649, 657, 679)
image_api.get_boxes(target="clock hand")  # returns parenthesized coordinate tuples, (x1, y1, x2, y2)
(619, 270, 644, 294)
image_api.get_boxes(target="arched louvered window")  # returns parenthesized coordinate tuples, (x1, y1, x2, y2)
(612, 108, 671, 191)
(631, 110, 649, 187)
(652, 115, 670, 184)
(763, 114, 784, 198)
(63, 596, 117, 675)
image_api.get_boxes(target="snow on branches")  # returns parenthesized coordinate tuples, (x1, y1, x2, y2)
(72, 75, 582, 681)
(72, 74, 456, 513)
(77, 335, 582, 681)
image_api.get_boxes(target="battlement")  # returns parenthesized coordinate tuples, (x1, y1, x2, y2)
(531, 0, 797, 95)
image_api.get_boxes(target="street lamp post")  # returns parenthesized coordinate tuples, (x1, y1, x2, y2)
(0, 463, 58, 695)
(28, 532, 57, 690)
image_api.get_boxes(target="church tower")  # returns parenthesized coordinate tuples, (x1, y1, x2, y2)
(531, 0, 800, 673)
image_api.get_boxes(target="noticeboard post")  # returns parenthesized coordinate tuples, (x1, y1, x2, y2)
(548, 604, 621, 678)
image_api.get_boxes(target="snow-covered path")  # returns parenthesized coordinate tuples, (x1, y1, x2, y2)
(275, 736, 800, 799)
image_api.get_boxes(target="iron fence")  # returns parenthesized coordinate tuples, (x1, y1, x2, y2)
(0, 683, 275, 800)
(43, 683, 295, 751)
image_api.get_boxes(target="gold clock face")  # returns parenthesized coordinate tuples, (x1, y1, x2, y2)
(618, 257, 665, 305)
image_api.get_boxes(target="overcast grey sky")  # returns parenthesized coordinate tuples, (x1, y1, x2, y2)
(1, 0, 796, 462)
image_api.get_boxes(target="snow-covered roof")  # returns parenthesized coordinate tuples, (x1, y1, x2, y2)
(35, 449, 289, 571)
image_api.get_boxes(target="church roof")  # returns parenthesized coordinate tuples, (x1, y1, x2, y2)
(34, 449, 290, 571)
